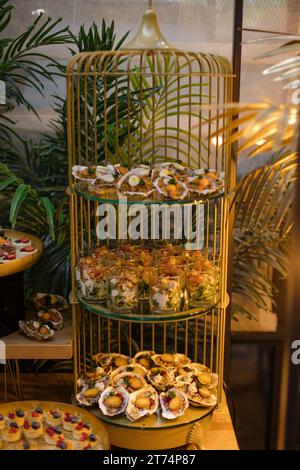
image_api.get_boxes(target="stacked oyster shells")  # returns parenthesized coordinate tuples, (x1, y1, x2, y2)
(76, 351, 218, 421)
(72, 162, 224, 201)
(19, 293, 67, 341)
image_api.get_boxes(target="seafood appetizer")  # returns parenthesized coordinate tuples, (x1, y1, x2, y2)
(185, 377, 217, 408)
(77, 367, 107, 388)
(118, 166, 153, 198)
(147, 366, 174, 392)
(76, 382, 106, 407)
(186, 173, 216, 195)
(133, 350, 155, 370)
(88, 172, 117, 198)
(112, 372, 147, 393)
(186, 262, 219, 307)
(76, 255, 108, 302)
(152, 353, 191, 369)
(32, 293, 68, 311)
(174, 362, 209, 377)
(99, 386, 129, 417)
(152, 162, 187, 180)
(19, 320, 54, 341)
(92, 353, 132, 370)
(125, 386, 159, 422)
(107, 268, 138, 312)
(36, 309, 63, 330)
(72, 165, 103, 182)
(193, 168, 225, 190)
(154, 175, 188, 200)
(150, 272, 184, 313)
(110, 364, 148, 380)
(160, 387, 189, 420)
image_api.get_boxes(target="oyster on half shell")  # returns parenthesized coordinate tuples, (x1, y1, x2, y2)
(99, 386, 129, 417)
(92, 353, 132, 371)
(185, 379, 217, 408)
(133, 350, 155, 370)
(160, 387, 189, 420)
(36, 309, 63, 330)
(117, 167, 153, 198)
(19, 320, 54, 341)
(32, 293, 67, 312)
(152, 353, 191, 369)
(125, 386, 159, 422)
(110, 364, 148, 380)
(76, 381, 106, 407)
(112, 372, 147, 393)
(147, 366, 174, 392)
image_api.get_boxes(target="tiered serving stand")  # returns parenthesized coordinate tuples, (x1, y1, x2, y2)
(67, 4, 233, 450)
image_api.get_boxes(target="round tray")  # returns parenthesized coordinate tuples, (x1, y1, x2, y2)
(73, 182, 225, 206)
(90, 405, 215, 450)
(77, 291, 219, 322)
(0, 400, 110, 450)
(0, 230, 43, 278)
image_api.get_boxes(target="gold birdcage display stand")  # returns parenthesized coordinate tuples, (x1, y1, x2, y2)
(67, 3, 233, 450)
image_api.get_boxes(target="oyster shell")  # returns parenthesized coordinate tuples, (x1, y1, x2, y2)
(152, 353, 191, 369)
(185, 379, 217, 408)
(36, 309, 63, 330)
(195, 371, 218, 390)
(186, 173, 216, 196)
(92, 353, 132, 371)
(19, 320, 54, 341)
(110, 364, 148, 380)
(112, 372, 147, 393)
(72, 165, 99, 182)
(32, 293, 68, 312)
(77, 367, 107, 388)
(147, 366, 174, 392)
(98, 386, 129, 417)
(193, 168, 225, 190)
(174, 362, 209, 377)
(152, 162, 187, 181)
(76, 381, 106, 407)
(117, 167, 154, 198)
(133, 350, 155, 370)
(153, 176, 188, 200)
(160, 387, 189, 420)
(125, 386, 159, 422)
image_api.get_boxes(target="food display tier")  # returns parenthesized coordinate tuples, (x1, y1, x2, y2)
(89, 404, 215, 450)
(0, 230, 43, 278)
(0, 400, 110, 450)
(72, 183, 225, 206)
(75, 291, 220, 323)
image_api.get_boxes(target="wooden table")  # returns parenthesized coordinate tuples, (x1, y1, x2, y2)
(200, 396, 239, 450)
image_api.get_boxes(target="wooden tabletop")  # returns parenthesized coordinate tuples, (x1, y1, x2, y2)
(201, 395, 239, 450)
(2, 314, 73, 360)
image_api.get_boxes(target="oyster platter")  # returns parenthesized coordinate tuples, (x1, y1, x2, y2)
(0, 401, 109, 451)
(72, 162, 225, 201)
(76, 351, 218, 424)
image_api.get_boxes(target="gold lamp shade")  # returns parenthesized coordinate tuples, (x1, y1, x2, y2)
(122, 6, 173, 50)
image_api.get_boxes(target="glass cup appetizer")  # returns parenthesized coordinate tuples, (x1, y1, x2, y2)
(107, 267, 138, 313)
(150, 268, 184, 314)
(186, 256, 220, 308)
(76, 252, 108, 303)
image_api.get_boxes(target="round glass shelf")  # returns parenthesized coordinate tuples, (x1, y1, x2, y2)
(73, 182, 225, 206)
(77, 291, 219, 322)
